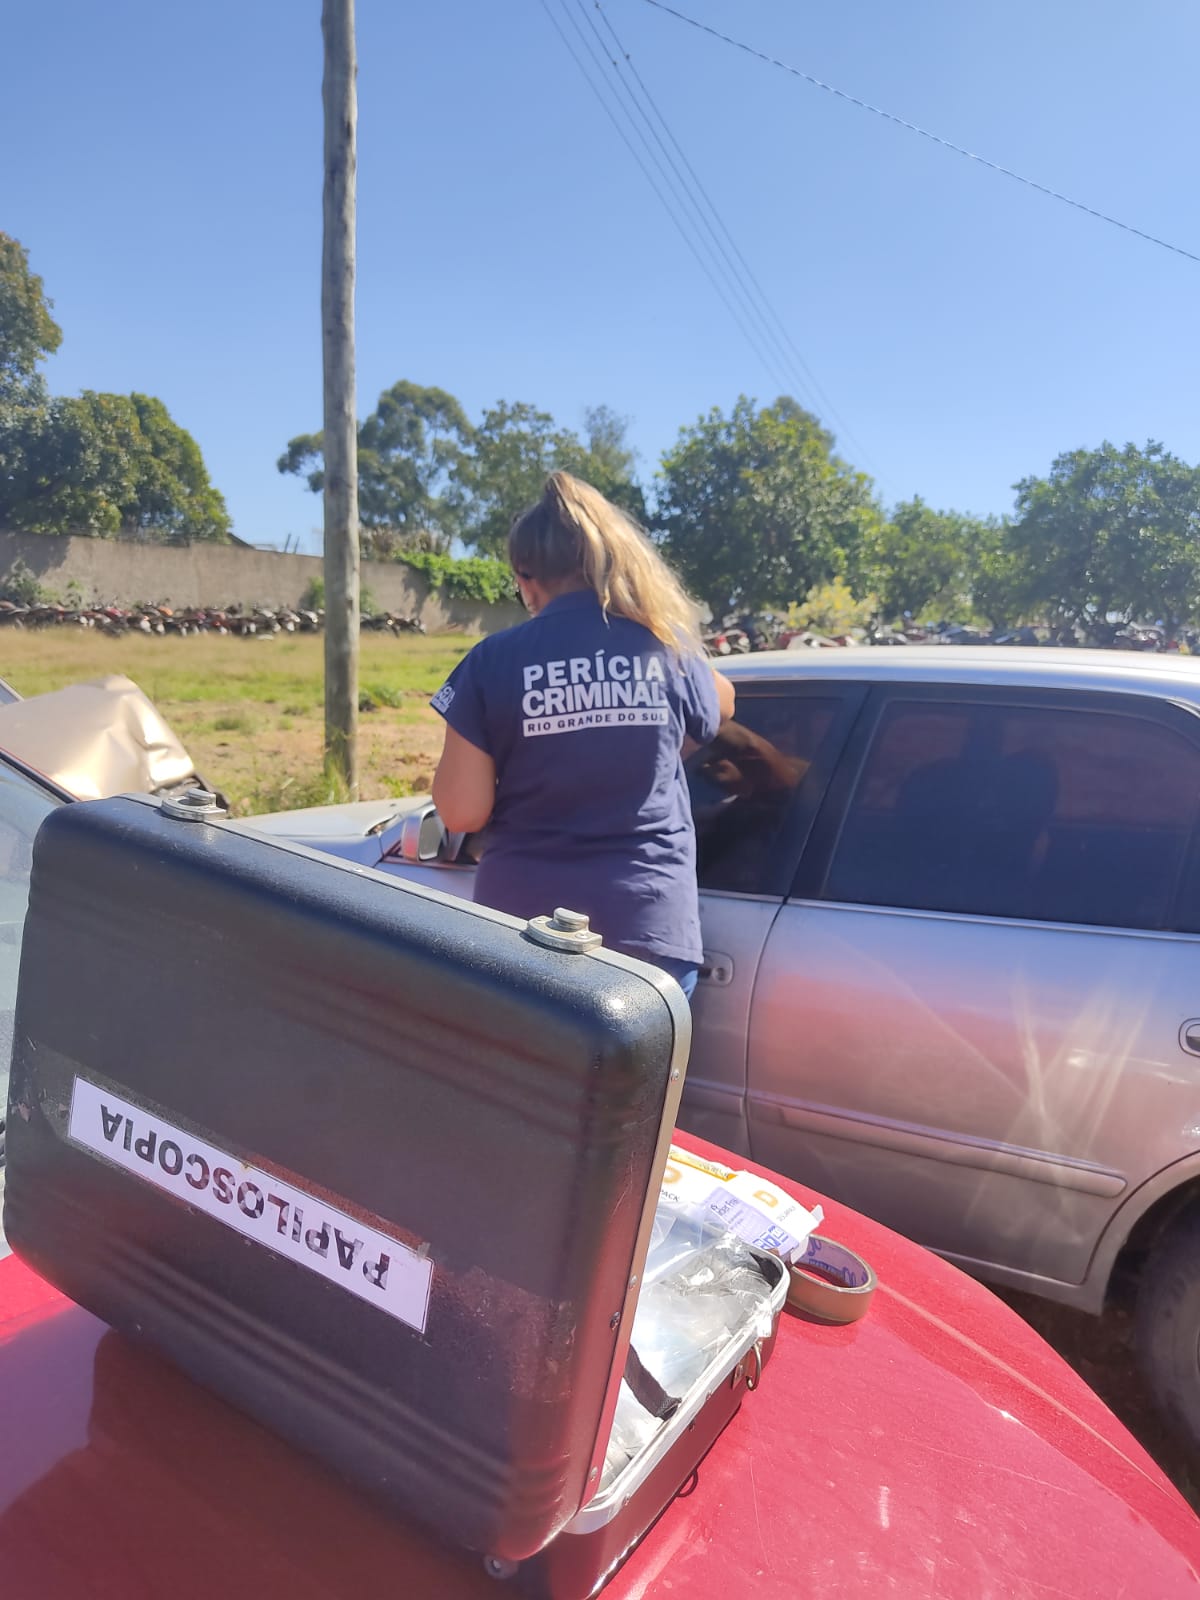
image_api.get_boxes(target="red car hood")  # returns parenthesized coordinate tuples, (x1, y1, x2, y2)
(1, 1134, 1197, 1599)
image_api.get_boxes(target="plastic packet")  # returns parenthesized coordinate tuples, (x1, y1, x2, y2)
(601, 1200, 778, 1488)
(660, 1146, 823, 1263)
(632, 1236, 775, 1392)
(602, 1380, 662, 1488)
(643, 1205, 741, 1287)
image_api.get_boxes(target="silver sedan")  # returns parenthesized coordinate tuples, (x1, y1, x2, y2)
(256, 645, 1200, 1449)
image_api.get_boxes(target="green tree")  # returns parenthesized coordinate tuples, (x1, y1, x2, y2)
(557, 405, 646, 523)
(452, 400, 562, 555)
(0, 233, 62, 409)
(0, 391, 231, 539)
(454, 401, 646, 555)
(655, 396, 882, 622)
(785, 577, 877, 637)
(858, 498, 983, 623)
(965, 518, 1032, 632)
(1007, 441, 1200, 641)
(0, 236, 230, 540)
(278, 380, 472, 553)
(282, 387, 646, 558)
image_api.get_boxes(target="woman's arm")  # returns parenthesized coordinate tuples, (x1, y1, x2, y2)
(683, 667, 737, 760)
(713, 668, 736, 722)
(432, 726, 497, 834)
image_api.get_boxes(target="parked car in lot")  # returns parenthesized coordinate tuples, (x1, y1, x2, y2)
(2, 764, 1200, 1596)
(258, 646, 1200, 1451)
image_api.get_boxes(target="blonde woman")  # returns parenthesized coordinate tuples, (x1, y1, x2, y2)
(431, 472, 734, 998)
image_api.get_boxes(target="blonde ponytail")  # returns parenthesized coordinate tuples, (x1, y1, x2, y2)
(509, 472, 703, 654)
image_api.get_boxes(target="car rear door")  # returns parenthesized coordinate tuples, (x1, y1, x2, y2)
(680, 680, 864, 1156)
(745, 683, 1200, 1295)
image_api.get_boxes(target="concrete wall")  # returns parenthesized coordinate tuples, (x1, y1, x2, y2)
(0, 531, 523, 634)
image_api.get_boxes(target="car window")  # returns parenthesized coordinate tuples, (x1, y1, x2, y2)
(0, 761, 61, 1154)
(824, 698, 1200, 930)
(687, 696, 839, 894)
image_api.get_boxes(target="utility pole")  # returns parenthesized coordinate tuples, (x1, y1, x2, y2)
(321, 0, 359, 792)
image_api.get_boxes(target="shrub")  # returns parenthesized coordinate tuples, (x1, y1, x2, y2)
(401, 551, 512, 605)
(0, 558, 53, 606)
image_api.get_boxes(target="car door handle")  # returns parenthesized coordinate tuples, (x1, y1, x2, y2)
(1181, 1020, 1200, 1056)
(700, 951, 734, 986)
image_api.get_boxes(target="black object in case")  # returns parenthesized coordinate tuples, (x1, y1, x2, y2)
(7, 795, 782, 1595)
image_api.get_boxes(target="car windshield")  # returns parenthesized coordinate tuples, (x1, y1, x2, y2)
(0, 758, 61, 1250)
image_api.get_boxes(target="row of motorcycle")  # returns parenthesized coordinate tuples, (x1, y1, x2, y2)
(0, 601, 427, 637)
(703, 617, 1200, 655)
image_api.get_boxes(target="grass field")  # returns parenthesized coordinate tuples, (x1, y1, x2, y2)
(1, 630, 473, 814)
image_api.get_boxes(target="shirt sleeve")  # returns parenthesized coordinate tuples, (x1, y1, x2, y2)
(677, 650, 722, 746)
(431, 642, 491, 755)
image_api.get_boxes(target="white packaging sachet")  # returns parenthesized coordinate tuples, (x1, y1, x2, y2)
(660, 1145, 823, 1263)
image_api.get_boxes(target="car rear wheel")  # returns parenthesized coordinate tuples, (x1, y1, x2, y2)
(1135, 1208, 1200, 1450)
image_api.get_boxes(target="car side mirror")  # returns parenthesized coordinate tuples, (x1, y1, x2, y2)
(396, 804, 469, 866)
(396, 804, 447, 864)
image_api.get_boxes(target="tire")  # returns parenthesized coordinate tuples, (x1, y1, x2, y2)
(1134, 1207, 1200, 1449)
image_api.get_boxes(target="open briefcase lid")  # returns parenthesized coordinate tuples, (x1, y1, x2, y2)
(5, 792, 690, 1564)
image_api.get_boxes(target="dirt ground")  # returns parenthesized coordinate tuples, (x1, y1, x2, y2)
(2, 630, 468, 814)
(192, 712, 447, 815)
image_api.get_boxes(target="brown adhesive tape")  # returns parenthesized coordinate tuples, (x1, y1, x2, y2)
(787, 1235, 877, 1324)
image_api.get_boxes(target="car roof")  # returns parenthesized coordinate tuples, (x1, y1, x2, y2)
(722, 646, 1200, 705)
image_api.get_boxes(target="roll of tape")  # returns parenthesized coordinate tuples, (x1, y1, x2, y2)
(787, 1235, 876, 1324)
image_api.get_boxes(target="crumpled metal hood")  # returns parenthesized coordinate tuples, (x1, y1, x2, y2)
(0, 675, 198, 801)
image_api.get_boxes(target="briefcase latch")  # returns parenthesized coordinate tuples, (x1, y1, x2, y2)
(525, 907, 603, 954)
(160, 787, 228, 822)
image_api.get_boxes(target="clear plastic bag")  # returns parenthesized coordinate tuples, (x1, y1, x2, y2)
(601, 1199, 777, 1487)
(643, 1204, 737, 1287)
(604, 1379, 662, 1479)
(632, 1235, 775, 1394)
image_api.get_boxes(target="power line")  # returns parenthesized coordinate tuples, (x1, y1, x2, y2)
(592, 0, 870, 464)
(574, 0, 821, 415)
(640, 0, 1200, 267)
(544, 0, 800, 396)
(540, 0, 795, 395)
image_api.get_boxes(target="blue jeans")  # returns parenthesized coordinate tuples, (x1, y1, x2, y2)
(653, 956, 700, 1001)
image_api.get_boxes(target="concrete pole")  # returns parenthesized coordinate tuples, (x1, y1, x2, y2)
(321, 0, 359, 792)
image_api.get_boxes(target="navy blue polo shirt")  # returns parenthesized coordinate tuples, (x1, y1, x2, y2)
(431, 591, 720, 963)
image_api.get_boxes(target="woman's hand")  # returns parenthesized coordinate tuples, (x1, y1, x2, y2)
(432, 726, 497, 834)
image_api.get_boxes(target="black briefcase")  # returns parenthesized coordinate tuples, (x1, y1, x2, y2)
(6, 793, 785, 1596)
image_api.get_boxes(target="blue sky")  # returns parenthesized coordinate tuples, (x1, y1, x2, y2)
(4, 0, 1197, 552)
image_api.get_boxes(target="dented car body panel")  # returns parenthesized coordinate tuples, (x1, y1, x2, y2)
(0, 676, 198, 801)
